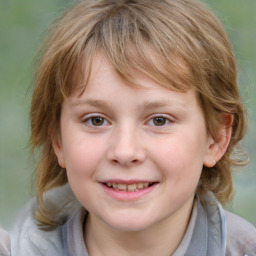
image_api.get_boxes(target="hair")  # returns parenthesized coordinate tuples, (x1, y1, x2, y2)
(30, 0, 248, 228)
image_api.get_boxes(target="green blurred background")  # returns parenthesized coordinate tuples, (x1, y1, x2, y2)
(0, 0, 255, 229)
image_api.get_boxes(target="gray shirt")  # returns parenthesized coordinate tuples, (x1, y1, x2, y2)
(0, 227, 11, 256)
(62, 195, 256, 256)
(63, 202, 197, 256)
(11, 185, 256, 256)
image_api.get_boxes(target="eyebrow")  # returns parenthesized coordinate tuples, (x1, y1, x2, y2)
(71, 99, 109, 108)
(71, 98, 188, 111)
(140, 100, 188, 111)
(70, 99, 113, 113)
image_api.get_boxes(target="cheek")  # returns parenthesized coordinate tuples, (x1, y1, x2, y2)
(152, 135, 205, 183)
(63, 137, 106, 207)
(63, 136, 106, 179)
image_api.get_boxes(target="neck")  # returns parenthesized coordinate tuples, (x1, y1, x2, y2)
(84, 198, 195, 256)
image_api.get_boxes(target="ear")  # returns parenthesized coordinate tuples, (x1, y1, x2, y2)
(51, 131, 66, 169)
(204, 114, 233, 167)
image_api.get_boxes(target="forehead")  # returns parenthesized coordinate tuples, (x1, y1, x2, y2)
(68, 53, 199, 111)
(73, 50, 194, 97)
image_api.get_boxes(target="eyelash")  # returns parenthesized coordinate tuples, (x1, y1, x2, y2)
(82, 114, 173, 128)
(146, 115, 172, 127)
(82, 115, 110, 127)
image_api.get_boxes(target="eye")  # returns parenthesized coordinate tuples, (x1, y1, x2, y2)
(147, 115, 172, 127)
(91, 116, 105, 126)
(152, 117, 167, 126)
(83, 115, 109, 126)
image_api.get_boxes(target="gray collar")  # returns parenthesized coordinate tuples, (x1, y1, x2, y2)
(184, 194, 226, 256)
(63, 193, 227, 256)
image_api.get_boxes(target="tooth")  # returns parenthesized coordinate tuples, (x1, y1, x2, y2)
(143, 182, 149, 188)
(107, 182, 153, 191)
(117, 184, 127, 190)
(127, 184, 137, 191)
(137, 183, 144, 189)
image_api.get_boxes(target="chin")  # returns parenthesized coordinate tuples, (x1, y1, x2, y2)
(102, 214, 156, 233)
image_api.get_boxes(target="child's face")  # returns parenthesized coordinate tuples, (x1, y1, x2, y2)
(53, 53, 215, 232)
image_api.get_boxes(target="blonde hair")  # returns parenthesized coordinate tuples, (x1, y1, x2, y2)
(30, 0, 248, 228)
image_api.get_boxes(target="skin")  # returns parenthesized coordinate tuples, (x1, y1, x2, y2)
(53, 53, 230, 256)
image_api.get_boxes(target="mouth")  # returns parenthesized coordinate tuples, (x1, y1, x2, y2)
(102, 182, 157, 192)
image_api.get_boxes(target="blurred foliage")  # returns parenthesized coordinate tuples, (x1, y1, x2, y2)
(0, 0, 255, 229)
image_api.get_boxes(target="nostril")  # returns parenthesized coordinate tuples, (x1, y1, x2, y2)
(110, 158, 140, 166)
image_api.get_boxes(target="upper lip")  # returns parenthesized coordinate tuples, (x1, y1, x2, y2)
(100, 179, 158, 184)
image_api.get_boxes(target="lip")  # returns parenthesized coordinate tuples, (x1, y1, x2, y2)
(101, 179, 157, 185)
(100, 179, 159, 202)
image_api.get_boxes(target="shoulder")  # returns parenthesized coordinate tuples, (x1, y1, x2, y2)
(10, 184, 80, 256)
(225, 210, 256, 256)
(10, 198, 66, 256)
(0, 227, 10, 256)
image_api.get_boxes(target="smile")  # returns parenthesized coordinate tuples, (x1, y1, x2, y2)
(104, 182, 155, 192)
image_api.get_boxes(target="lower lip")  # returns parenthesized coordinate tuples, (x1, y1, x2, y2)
(101, 183, 158, 202)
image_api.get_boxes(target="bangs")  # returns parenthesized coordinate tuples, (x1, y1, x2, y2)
(59, 0, 202, 97)
(94, 12, 193, 92)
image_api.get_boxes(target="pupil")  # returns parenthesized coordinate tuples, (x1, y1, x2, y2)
(153, 117, 166, 126)
(92, 117, 104, 126)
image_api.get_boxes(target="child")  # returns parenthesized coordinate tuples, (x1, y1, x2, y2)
(11, 0, 256, 255)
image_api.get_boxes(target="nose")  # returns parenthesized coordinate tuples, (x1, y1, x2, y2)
(107, 126, 146, 167)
